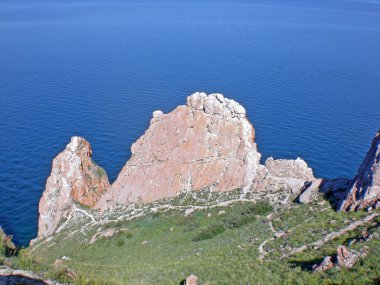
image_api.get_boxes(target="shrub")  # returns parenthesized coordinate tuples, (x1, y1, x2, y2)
(192, 223, 225, 242)
(224, 213, 256, 229)
(116, 239, 125, 247)
(241, 201, 273, 216)
(224, 201, 273, 229)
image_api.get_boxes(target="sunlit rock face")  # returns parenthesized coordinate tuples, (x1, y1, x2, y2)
(96, 92, 262, 210)
(38, 137, 110, 237)
(338, 131, 380, 212)
(252, 157, 315, 194)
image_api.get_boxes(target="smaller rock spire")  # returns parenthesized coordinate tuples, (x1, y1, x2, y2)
(338, 130, 380, 211)
(38, 137, 110, 238)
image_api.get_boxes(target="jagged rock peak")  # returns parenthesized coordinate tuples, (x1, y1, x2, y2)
(96, 92, 261, 210)
(339, 130, 380, 212)
(38, 136, 110, 238)
(186, 92, 246, 117)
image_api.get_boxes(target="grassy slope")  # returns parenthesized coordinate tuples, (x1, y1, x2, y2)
(22, 194, 380, 285)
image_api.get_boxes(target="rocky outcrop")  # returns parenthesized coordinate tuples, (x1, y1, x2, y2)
(338, 131, 380, 212)
(0, 228, 16, 257)
(298, 179, 323, 204)
(312, 256, 334, 272)
(336, 245, 359, 268)
(252, 157, 314, 194)
(96, 92, 315, 211)
(96, 92, 262, 209)
(38, 137, 110, 237)
(312, 245, 363, 272)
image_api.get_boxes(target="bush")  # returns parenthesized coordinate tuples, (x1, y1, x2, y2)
(224, 201, 273, 229)
(240, 201, 273, 216)
(224, 213, 256, 229)
(192, 223, 225, 242)
(116, 239, 125, 247)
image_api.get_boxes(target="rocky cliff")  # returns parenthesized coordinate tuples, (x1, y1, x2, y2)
(338, 131, 380, 211)
(96, 92, 262, 209)
(96, 92, 314, 210)
(37, 92, 315, 237)
(38, 137, 110, 238)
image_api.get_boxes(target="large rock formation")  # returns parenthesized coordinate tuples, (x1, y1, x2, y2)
(95, 92, 315, 210)
(338, 131, 380, 211)
(37, 92, 315, 236)
(96, 92, 262, 209)
(38, 137, 110, 237)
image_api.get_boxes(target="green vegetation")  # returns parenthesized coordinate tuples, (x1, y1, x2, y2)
(19, 197, 380, 284)
(192, 223, 225, 242)
(224, 201, 272, 229)
(95, 166, 106, 178)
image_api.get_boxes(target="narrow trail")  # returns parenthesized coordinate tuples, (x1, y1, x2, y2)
(285, 212, 380, 258)
(257, 212, 380, 261)
(257, 213, 278, 260)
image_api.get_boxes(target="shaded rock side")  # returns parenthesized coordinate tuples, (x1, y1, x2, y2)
(338, 131, 380, 212)
(38, 137, 110, 238)
(96, 92, 262, 210)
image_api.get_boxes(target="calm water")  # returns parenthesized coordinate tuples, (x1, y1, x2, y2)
(1, 0, 379, 245)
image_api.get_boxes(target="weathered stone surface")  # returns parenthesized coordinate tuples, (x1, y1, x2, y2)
(339, 131, 380, 211)
(298, 179, 323, 204)
(336, 246, 359, 268)
(38, 137, 110, 237)
(251, 157, 315, 194)
(312, 256, 334, 272)
(96, 93, 261, 210)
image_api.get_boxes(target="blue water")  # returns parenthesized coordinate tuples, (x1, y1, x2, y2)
(0, 0, 379, 246)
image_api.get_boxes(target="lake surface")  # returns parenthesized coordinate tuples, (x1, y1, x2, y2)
(0, 0, 379, 245)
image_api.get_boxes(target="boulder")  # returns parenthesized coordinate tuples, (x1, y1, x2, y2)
(336, 246, 359, 268)
(312, 256, 334, 272)
(298, 179, 323, 204)
(38, 137, 110, 238)
(338, 131, 380, 211)
(186, 274, 199, 285)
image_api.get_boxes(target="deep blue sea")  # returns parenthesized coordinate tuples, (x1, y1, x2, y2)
(0, 0, 379, 246)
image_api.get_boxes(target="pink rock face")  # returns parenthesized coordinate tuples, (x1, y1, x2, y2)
(339, 131, 380, 212)
(96, 92, 261, 210)
(38, 137, 110, 237)
(251, 157, 315, 194)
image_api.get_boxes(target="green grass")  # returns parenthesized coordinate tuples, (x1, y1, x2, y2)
(192, 222, 226, 242)
(24, 198, 380, 285)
